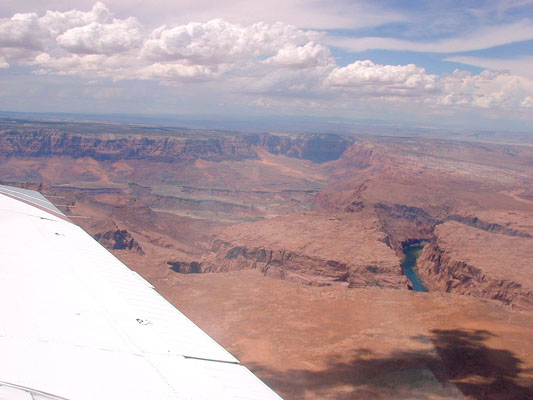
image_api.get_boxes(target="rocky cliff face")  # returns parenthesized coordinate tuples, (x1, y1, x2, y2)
(373, 203, 439, 253)
(417, 242, 532, 310)
(93, 229, 144, 254)
(168, 211, 410, 290)
(199, 239, 409, 289)
(257, 133, 352, 163)
(448, 215, 532, 238)
(0, 130, 257, 162)
(0, 130, 352, 163)
(167, 261, 201, 273)
(416, 221, 533, 310)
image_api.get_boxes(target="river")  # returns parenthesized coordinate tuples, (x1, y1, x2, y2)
(401, 244, 428, 292)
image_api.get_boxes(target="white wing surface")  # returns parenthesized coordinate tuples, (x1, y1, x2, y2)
(0, 184, 283, 400)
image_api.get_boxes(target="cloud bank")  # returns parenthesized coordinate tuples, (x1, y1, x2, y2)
(0, 2, 532, 119)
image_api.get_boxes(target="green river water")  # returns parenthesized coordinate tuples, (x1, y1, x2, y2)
(401, 244, 428, 292)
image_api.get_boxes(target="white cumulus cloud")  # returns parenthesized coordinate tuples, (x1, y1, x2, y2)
(0, 12, 46, 51)
(264, 42, 334, 68)
(324, 60, 438, 95)
(243, 65, 332, 96)
(38, 2, 112, 36)
(31, 52, 129, 79)
(137, 62, 224, 83)
(141, 19, 320, 65)
(56, 17, 143, 54)
(436, 69, 533, 110)
(0, 2, 112, 46)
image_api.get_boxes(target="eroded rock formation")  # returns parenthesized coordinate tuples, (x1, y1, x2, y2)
(93, 229, 144, 254)
(3, 121, 533, 309)
(198, 239, 407, 288)
(175, 211, 410, 289)
(0, 130, 352, 163)
(416, 222, 533, 310)
(167, 261, 201, 274)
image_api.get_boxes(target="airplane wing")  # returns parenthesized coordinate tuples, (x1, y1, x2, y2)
(0, 184, 283, 400)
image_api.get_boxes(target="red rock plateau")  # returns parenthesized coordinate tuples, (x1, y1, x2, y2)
(1, 118, 532, 399)
(200, 210, 408, 289)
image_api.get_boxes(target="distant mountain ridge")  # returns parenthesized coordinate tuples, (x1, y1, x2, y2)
(0, 129, 352, 164)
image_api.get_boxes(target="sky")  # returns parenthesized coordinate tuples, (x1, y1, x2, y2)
(0, 1, 532, 131)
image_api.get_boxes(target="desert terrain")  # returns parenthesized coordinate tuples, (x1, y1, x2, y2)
(1, 117, 532, 399)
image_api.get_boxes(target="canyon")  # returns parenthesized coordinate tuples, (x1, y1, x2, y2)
(1, 117, 532, 399)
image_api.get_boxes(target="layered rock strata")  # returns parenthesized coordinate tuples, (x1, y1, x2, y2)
(417, 221, 533, 310)
(0, 130, 352, 163)
(193, 212, 409, 289)
(200, 240, 406, 288)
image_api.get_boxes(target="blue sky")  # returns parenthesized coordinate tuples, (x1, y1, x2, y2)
(0, 1, 532, 131)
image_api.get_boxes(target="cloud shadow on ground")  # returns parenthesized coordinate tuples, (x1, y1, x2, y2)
(250, 329, 533, 399)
